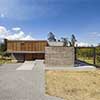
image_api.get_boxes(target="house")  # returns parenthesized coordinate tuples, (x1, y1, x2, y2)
(4, 39, 48, 62)
(4, 39, 74, 67)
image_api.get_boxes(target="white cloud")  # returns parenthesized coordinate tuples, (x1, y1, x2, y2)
(0, 0, 61, 20)
(12, 27, 21, 31)
(76, 42, 97, 47)
(0, 26, 8, 34)
(77, 42, 90, 47)
(89, 32, 100, 38)
(0, 26, 34, 41)
(0, 13, 5, 18)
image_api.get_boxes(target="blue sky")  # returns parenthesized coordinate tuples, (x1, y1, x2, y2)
(0, 0, 100, 46)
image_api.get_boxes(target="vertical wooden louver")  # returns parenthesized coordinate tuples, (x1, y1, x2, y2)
(6, 40, 48, 52)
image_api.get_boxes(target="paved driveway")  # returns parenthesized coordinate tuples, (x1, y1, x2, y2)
(0, 61, 63, 100)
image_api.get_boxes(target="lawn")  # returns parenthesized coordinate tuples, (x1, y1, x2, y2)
(45, 70, 100, 100)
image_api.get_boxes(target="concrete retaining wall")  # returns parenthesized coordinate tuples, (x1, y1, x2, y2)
(45, 47, 74, 67)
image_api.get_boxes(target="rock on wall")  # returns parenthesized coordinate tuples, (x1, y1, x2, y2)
(45, 47, 74, 67)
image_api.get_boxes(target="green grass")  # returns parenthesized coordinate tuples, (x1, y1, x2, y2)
(78, 57, 93, 64)
(0, 59, 12, 64)
(0, 55, 15, 64)
(78, 56, 100, 67)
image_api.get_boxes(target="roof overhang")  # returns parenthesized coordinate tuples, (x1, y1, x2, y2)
(6, 51, 45, 54)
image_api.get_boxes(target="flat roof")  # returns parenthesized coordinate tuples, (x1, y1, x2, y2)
(6, 39, 47, 42)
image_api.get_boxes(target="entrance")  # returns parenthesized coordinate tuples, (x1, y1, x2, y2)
(23, 53, 45, 61)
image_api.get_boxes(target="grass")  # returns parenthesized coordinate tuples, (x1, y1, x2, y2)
(0, 59, 13, 64)
(78, 56, 100, 67)
(0, 55, 15, 64)
(45, 70, 100, 100)
(78, 57, 93, 64)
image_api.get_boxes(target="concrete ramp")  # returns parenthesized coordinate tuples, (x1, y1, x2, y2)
(16, 61, 35, 70)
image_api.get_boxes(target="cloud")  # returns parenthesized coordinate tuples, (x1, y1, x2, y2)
(12, 27, 21, 31)
(0, 0, 62, 20)
(6, 31, 33, 40)
(0, 26, 8, 34)
(0, 13, 5, 18)
(77, 42, 90, 47)
(0, 26, 34, 41)
(76, 42, 97, 47)
(89, 32, 100, 38)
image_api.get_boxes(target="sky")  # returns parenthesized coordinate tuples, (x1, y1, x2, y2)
(0, 0, 100, 46)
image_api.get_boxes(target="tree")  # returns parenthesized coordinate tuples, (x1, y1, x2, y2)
(0, 43, 6, 58)
(70, 34, 77, 47)
(69, 41, 72, 47)
(48, 32, 56, 42)
(0, 43, 5, 52)
(61, 37, 69, 47)
(97, 43, 100, 47)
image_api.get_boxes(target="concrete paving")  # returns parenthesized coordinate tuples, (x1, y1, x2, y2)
(0, 60, 63, 100)
(16, 61, 35, 70)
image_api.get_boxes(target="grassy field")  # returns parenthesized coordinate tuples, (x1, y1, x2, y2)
(76, 47, 100, 67)
(45, 70, 100, 100)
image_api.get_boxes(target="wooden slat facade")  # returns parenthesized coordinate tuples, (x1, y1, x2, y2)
(5, 39, 48, 61)
(6, 40, 48, 52)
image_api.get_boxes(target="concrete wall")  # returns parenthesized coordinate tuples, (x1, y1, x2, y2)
(45, 47, 74, 67)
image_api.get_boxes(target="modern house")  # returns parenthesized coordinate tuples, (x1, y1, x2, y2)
(4, 39, 48, 62)
(4, 39, 74, 67)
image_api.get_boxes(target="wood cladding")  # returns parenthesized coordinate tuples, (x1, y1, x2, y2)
(7, 40, 48, 52)
(25, 53, 44, 60)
